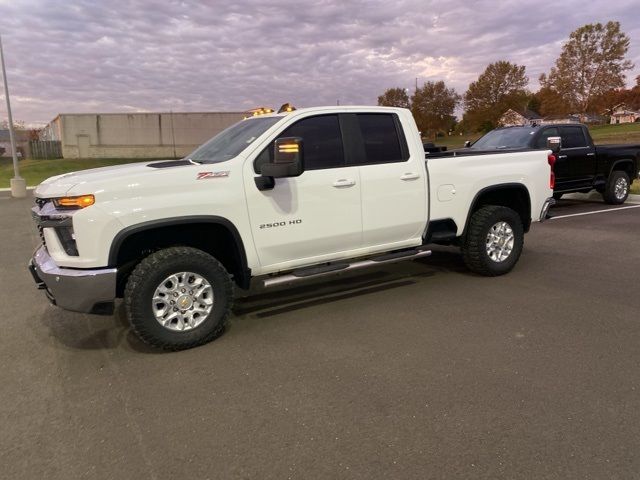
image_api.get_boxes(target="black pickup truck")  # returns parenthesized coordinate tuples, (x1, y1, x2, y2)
(462, 124, 640, 204)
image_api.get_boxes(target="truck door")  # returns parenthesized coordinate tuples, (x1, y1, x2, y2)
(536, 127, 569, 188)
(244, 114, 362, 269)
(558, 125, 596, 189)
(347, 113, 426, 248)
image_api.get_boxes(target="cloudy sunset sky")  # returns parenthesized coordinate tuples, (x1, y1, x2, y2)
(1, 0, 639, 126)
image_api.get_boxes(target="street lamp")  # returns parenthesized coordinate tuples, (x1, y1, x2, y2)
(0, 34, 27, 198)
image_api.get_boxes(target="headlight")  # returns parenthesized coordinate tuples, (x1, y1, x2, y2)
(52, 194, 95, 209)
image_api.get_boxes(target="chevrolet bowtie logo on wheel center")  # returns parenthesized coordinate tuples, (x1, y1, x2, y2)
(177, 295, 193, 309)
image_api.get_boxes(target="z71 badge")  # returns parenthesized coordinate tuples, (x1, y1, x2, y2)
(197, 171, 229, 180)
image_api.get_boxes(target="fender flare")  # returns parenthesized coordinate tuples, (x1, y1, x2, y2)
(463, 183, 532, 235)
(108, 215, 251, 288)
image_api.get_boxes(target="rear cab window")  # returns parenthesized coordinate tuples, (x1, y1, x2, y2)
(560, 126, 588, 149)
(354, 113, 409, 165)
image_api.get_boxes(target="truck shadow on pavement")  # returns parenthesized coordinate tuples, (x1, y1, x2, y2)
(39, 249, 466, 353)
(39, 302, 162, 354)
(232, 248, 466, 318)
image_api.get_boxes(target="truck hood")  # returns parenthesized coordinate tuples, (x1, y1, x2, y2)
(34, 160, 189, 197)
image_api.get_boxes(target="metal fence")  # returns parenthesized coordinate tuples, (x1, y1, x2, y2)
(29, 140, 62, 159)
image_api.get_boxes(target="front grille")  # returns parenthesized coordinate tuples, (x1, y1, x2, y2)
(33, 198, 80, 256)
(33, 198, 50, 251)
(37, 225, 46, 247)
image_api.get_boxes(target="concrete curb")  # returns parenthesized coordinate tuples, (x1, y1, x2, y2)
(0, 186, 35, 192)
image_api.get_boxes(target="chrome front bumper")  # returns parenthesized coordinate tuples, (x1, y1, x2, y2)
(539, 197, 555, 222)
(28, 246, 117, 314)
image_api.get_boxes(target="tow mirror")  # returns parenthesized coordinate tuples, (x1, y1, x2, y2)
(464, 140, 472, 148)
(261, 137, 305, 178)
(546, 136, 562, 153)
(256, 137, 305, 191)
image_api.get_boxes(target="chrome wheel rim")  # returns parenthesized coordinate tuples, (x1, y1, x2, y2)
(152, 272, 214, 331)
(614, 177, 628, 200)
(486, 221, 514, 263)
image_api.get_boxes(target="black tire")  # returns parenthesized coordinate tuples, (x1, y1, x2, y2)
(461, 206, 524, 276)
(552, 192, 563, 200)
(124, 247, 233, 351)
(602, 170, 630, 205)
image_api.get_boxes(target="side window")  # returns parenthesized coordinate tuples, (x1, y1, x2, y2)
(536, 127, 559, 148)
(560, 126, 588, 148)
(254, 114, 345, 173)
(356, 114, 408, 164)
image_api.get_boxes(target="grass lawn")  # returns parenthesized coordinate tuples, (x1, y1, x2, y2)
(589, 122, 640, 144)
(0, 157, 150, 188)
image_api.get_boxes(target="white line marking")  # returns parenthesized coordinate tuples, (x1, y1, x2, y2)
(551, 204, 640, 219)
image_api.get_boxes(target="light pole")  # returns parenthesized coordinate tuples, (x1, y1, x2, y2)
(0, 34, 27, 198)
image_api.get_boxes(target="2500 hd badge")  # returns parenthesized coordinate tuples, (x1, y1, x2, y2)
(259, 219, 303, 229)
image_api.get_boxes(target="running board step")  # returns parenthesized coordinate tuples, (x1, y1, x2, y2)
(263, 248, 432, 288)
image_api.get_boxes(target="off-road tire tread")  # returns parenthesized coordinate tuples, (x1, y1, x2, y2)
(461, 205, 524, 277)
(124, 247, 233, 351)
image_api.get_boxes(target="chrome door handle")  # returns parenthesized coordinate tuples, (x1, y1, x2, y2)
(558, 155, 567, 159)
(587, 152, 595, 156)
(333, 179, 356, 188)
(400, 172, 420, 181)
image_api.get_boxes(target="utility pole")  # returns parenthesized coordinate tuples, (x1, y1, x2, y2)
(0, 34, 26, 198)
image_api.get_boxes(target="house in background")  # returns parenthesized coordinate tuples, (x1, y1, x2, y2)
(541, 114, 581, 125)
(498, 109, 542, 127)
(610, 104, 640, 124)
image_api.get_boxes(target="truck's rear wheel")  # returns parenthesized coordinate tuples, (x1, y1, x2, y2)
(461, 206, 524, 276)
(124, 247, 233, 350)
(602, 171, 630, 205)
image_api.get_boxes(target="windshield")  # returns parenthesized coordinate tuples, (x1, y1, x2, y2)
(188, 116, 281, 163)
(471, 127, 536, 150)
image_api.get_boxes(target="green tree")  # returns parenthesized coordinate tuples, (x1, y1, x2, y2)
(411, 80, 460, 139)
(539, 21, 633, 113)
(377, 87, 411, 109)
(534, 86, 572, 116)
(463, 61, 529, 132)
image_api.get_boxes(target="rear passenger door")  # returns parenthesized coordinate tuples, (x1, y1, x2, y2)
(345, 113, 426, 248)
(559, 126, 596, 188)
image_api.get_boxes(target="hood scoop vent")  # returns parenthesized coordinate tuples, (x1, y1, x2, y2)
(147, 159, 192, 169)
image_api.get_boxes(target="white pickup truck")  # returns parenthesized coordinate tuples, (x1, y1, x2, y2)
(29, 106, 554, 350)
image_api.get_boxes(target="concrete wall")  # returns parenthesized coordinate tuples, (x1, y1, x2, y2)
(54, 112, 245, 159)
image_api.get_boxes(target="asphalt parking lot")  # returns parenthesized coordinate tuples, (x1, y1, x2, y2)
(2, 192, 640, 479)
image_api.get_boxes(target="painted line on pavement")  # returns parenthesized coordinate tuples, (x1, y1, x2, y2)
(551, 204, 640, 220)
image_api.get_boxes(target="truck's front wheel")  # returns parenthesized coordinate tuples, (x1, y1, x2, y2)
(124, 247, 233, 350)
(461, 206, 524, 276)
